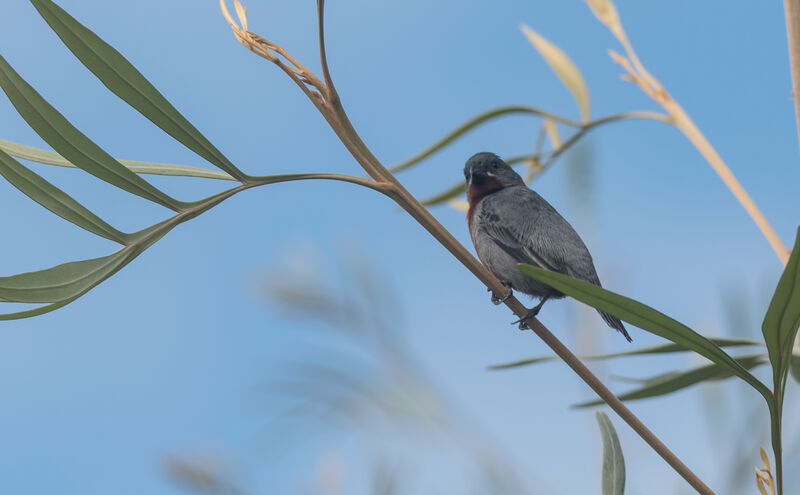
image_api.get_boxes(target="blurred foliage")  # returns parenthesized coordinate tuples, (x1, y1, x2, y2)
(259, 251, 532, 494)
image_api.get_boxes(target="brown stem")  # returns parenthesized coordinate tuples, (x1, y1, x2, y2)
(604, 12, 789, 266)
(320, 73, 716, 495)
(222, 2, 715, 492)
(784, 0, 800, 157)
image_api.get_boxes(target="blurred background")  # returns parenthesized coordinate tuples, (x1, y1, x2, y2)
(1, 0, 799, 493)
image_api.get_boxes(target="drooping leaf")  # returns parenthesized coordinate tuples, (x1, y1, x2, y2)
(421, 155, 540, 207)
(574, 354, 768, 408)
(30, 0, 247, 181)
(0, 148, 129, 243)
(585, 0, 622, 36)
(0, 138, 234, 180)
(596, 412, 625, 495)
(0, 54, 188, 211)
(543, 118, 562, 149)
(489, 338, 764, 370)
(447, 199, 468, 213)
(517, 263, 773, 401)
(520, 25, 590, 122)
(762, 226, 800, 397)
(388, 105, 580, 174)
(0, 250, 131, 307)
(421, 182, 466, 207)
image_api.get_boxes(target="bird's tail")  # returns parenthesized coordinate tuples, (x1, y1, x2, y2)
(599, 310, 632, 342)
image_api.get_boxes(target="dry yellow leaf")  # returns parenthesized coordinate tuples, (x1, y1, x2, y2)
(520, 24, 590, 123)
(543, 118, 562, 149)
(448, 200, 469, 213)
(584, 0, 622, 38)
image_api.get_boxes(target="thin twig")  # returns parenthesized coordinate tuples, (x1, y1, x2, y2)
(783, 0, 800, 156)
(602, 10, 789, 266)
(221, 3, 715, 493)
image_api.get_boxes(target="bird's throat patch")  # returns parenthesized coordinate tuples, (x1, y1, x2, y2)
(467, 177, 504, 226)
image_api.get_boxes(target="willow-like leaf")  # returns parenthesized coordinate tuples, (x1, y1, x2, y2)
(30, 0, 247, 181)
(388, 105, 581, 174)
(517, 263, 773, 401)
(489, 337, 764, 370)
(0, 148, 129, 243)
(596, 412, 625, 495)
(520, 25, 590, 122)
(0, 54, 188, 211)
(574, 354, 768, 408)
(1, 174, 386, 320)
(0, 138, 234, 180)
(762, 226, 800, 399)
(421, 155, 539, 207)
(0, 250, 131, 305)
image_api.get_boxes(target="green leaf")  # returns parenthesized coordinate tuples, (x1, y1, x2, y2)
(520, 25, 590, 122)
(388, 105, 581, 174)
(596, 412, 625, 495)
(517, 263, 773, 401)
(0, 147, 129, 243)
(762, 226, 800, 398)
(30, 0, 247, 181)
(0, 250, 131, 305)
(574, 354, 768, 408)
(0, 138, 235, 181)
(421, 155, 540, 207)
(488, 338, 764, 370)
(0, 54, 188, 211)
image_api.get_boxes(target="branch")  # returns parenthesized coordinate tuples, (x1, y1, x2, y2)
(595, 13, 789, 265)
(221, 3, 715, 493)
(417, 111, 669, 208)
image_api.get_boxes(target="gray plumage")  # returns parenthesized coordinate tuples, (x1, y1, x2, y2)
(465, 152, 631, 341)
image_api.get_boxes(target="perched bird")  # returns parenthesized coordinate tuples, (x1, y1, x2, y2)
(464, 152, 631, 342)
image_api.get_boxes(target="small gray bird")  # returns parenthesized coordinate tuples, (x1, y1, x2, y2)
(465, 152, 631, 342)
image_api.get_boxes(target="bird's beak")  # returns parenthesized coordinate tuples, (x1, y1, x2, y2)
(467, 163, 474, 184)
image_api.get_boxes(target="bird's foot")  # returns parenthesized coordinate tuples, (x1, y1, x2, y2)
(489, 285, 513, 305)
(512, 307, 541, 330)
(511, 296, 550, 330)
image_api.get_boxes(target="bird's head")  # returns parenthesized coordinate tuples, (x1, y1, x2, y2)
(464, 153, 523, 203)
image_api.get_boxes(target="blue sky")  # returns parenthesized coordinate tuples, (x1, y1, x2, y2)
(1, 1, 799, 494)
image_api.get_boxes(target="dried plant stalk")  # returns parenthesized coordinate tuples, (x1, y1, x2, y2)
(595, 6, 790, 265)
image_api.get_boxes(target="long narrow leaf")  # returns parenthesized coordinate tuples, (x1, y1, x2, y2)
(0, 54, 187, 210)
(31, 0, 247, 181)
(520, 25, 590, 122)
(0, 138, 234, 180)
(0, 250, 130, 304)
(762, 226, 800, 398)
(574, 354, 768, 408)
(489, 337, 764, 370)
(596, 412, 625, 495)
(388, 105, 581, 174)
(517, 263, 773, 401)
(0, 148, 129, 243)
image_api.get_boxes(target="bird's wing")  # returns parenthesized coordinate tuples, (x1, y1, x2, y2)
(482, 221, 563, 273)
(480, 187, 596, 279)
(479, 193, 564, 273)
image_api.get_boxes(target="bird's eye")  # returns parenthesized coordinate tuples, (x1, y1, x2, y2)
(491, 162, 498, 170)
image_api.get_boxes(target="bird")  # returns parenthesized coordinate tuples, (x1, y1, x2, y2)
(464, 152, 632, 342)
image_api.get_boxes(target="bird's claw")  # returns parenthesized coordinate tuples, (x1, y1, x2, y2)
(512, 308, 540, 331)
(489, 286, 513, 305)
